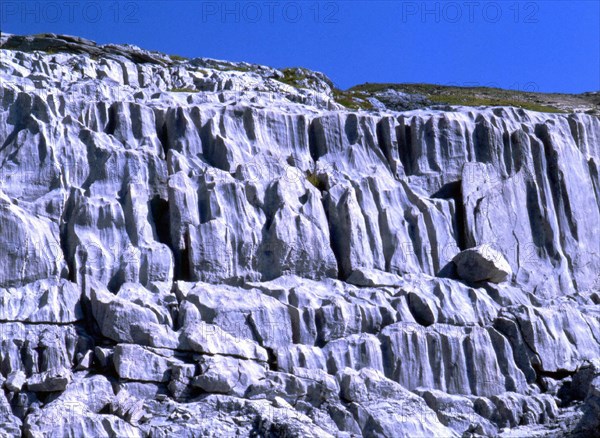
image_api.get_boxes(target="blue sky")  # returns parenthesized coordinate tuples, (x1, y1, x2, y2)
(2, 1, 599, 93)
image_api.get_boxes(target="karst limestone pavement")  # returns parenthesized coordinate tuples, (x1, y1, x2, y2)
(0, 33, 600, 437)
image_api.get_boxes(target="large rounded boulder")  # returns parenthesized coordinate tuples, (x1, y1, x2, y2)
(452, 245, 512, 284)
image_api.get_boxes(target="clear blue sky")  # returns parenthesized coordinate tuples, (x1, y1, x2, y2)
(2, 1, 599, 93)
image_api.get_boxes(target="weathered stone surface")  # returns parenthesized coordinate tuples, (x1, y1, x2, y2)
(497, 305, 600, 374)
(27, 367, 73, 392)
(109, 389, 146, 426)
(0, 323, 85, 376)
(112, 344, 178, 383)
(182, 321, 268, 362)
(0, 279, 82, 323)
(0, 193, 68, 288)
(0, 388, 22, 435)
(87, 284, 179, 348)
(574, 376, 600, 437)
(181, 283, 294, 348)
(338, 368, 458, 437)
(346, 269, 403, 287)
(192, 355, 267, 397)
(416, 389, 498, 436)
(5, 370, 26, 392)
(0, 33, 599, 437)
(23, 374, 142, 437)
(379, 322, 528, 397)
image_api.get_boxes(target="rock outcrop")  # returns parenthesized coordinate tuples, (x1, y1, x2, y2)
(0, 33, 599, 437)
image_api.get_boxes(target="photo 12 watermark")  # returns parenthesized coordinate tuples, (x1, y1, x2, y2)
(1, 1, 140, 24)
(200, 1, 339, 24)
(400, 1, 539, 24)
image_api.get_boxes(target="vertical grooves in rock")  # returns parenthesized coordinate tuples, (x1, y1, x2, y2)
(455, 184, 468, 252)
(396, 117, 414, 176)
(149, 196, 171, 247)
(171, 228, 193, 282)
(105, 103, 117, 136)
(375, 117, 397, 177)
(59, 191, 77, 284)
(430, 180, 467, 252)
(157, 118, 170, 158)
(308, 118, 321, 163)
(322, 194, 344, 281)
(589, 158, 600, 217)
(473, 116, 495, 164)
(535, 124, 578, 290)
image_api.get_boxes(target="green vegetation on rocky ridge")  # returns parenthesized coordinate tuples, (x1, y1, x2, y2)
(350, 82, 599, 114)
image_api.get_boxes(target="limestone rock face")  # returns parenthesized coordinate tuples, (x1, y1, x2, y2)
(1, 33, 599, 437)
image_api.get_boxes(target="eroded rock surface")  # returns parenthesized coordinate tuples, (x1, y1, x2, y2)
(1, 33, 599, 437)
